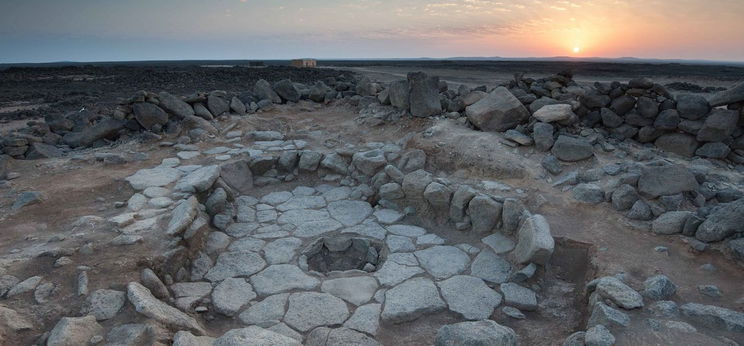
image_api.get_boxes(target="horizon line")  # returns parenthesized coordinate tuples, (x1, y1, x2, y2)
(2, 56, 744, 66)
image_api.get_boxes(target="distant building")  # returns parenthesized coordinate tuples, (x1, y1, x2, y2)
(290, 59, 317, 68)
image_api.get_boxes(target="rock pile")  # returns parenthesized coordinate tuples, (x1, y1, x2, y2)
(364, 72, 744, 163)
(0, 73, 366, 160)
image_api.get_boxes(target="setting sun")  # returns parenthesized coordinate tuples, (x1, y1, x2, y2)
(573, 47, 581, 54)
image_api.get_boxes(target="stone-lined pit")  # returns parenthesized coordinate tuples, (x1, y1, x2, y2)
(303, 236, 384, 273)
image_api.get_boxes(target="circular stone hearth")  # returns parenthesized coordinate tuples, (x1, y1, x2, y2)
(303, 236, 384, 273)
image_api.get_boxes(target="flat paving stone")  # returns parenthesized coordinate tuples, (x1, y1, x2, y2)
(386, 235, 416, 253)
(261, 191, 293, 206)
(277, 209, 330, 226)
(321, 276, 379, 306)
(205, 251, 267, 282)
(373, 209, 404, 225)
(438, 275, 502, 320)
(341, 222, 387, 240)
(386, 224, 428, 237)
(238, 293, 289, 327)
(276, 196, 327, 212)
(481, 233, 516, 254)
(284, 292, 350, 332)
(328, 200, 373, 226)
(256, 210, 278, 224)
(469, 249, 512, 284)
(381, 277, 446, 323)
(293, 219, 343, 238)
(374, 261, 424, 287)
(414, 246, 470, 280)
(224, 223, 259, 238)
(228, 237, 266, 253)
(263, 237, 302, 264)
(343, 303, 382, 335)
(249, 264, 320, 296)
(126, 167, 182, 190)
(323, 187, 352, 202)
(417, 233, 445, 246)
(212, 278, 256, 316)
(500, 283, 538, 311)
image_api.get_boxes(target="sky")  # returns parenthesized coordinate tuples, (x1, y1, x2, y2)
(1, 0, 743, 63)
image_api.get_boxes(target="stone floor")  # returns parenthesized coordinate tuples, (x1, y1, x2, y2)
(113, 132, 538, 344)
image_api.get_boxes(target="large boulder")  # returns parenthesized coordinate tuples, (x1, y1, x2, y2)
(62, 118, 126, 148)
(388, 80, 410, 110)
(696, 109, 739, 142)
(592, 276, 644, 309)
(435, 320, 517, 346)
(25, 142, 63, 159)
(676, 94, 710, 120)
(466, 87, 529, 132)
(707, 80, 744, 107)
(680, 303, 744, 332)
(652, 211, 693, 235)
(513, 214, 554, 265)
(47, 316, 103, 346)
(551, 135, 593, 162)
(158, 92, 195, 118)
(132, 102, 168, 130)
(695, 199, 744, 242)
(207, 93, 230, 117)
(654, 133, 699, 157)
(127, 282, 205, 335)
(407, 72, 441, 117)
(274, 79, 300, 103)
(533, 104, 575, 123)
(254, 79, 282, 103)
(637, 165, 698, 198)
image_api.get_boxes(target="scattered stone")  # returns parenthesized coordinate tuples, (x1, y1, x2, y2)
(12, 191, 43, 210)
(552, 135, 594, 162)
(680, 303, 744, 332)
(698, 284, 723, 298)
(572, 183, 605, 204)
(82, 289, 126, 321)
(643, 275, 677, 300)
(6, 275, 42, 297)
(637, 164, 698, 198)
(47, 316, 103, 346)
(593, 276, 644, 309)
(588, 302, 630, 329)
(585, 324, 615, 346)
(127, 282, 205, 335)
